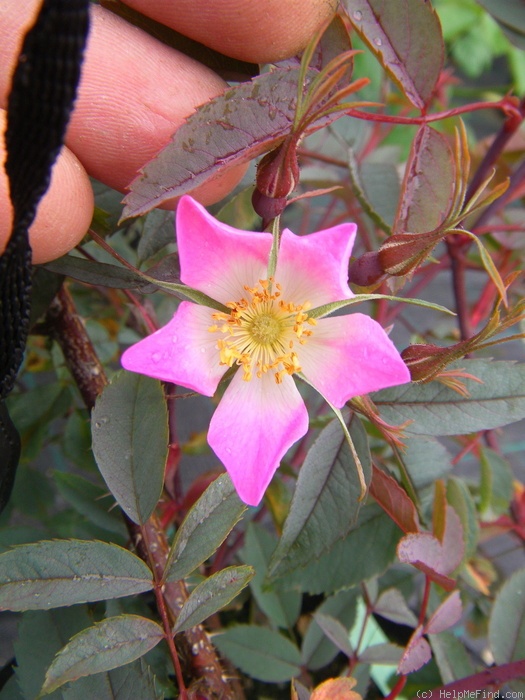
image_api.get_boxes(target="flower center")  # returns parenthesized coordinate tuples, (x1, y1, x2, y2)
(209, 278, 316, 383)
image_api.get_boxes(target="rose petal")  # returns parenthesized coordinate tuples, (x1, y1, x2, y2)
(121, 302, 225, 395)
(299, 314, 411, 407)
(176, 195, 271, 303)
(276, 223, 357, 307)
(207, 372, 309, 506)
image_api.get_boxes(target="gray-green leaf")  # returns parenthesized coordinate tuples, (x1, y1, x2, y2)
(268, 414, 371, 578)
(92, 371, 168, 524)
(164, 474, 246, 582)
(41, 615, 164, 695)
(489, 568, 525, 693)
(213, 625, 301, 682)
(0, 540, 153, 611)
(373, 360, 525, 436)
(240, 523, 302, 629)
(173, 565, 253, 633)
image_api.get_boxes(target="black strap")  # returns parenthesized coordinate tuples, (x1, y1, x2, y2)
(0, 0, 90, 512)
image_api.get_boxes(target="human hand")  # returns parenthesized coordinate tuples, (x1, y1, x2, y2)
(0, 0, 336, 263)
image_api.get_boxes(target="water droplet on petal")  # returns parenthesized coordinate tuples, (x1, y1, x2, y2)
(374, 37, 383, 47)
(172, 335, 178, 343)
(353, 10, 362, 20)
(152, 352, 162, 363)
(225, 447, 232, 455)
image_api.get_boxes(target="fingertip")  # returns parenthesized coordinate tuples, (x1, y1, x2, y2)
(1, 110, 94, 263)
(28, 147, 95, 264)
(122, 0, 339, 64)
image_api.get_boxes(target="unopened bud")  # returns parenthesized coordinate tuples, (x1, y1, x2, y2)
(251, 190, 288, 221)
(252, 140, 300, 222)
(255, 141, 299, 199)
(348, 251, 385, 287)
(401, 343, 450, 382)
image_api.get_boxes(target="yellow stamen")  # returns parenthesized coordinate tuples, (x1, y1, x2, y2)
(208, 277, 316, 383)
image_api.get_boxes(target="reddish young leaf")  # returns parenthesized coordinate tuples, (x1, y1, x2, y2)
(122, 69, 304, 218)
(369, 465, 420, 534)
(393, 125, 455, 235)
(344, 0, 444, 109)
(397, 626, 431, 675)
(440, 505, 465, 571)
(426, 590, 463, 635)
(373, 588, 418, 627)
(397, 506, 465, 589)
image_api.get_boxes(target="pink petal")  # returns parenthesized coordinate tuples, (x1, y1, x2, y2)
(176, 196, 272, 304)
(275, 223, 357, 308)
(207, 372, 309, 506)
(299, 314, 411, 407)
(121, 302, 226, 396)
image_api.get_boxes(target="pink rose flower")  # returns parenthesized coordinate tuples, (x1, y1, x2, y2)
(122, 196, 410, 505)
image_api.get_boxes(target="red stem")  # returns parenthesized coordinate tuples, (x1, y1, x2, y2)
(415, 659, 525, 697)
(418, 576, 432, 627)
(346, 97, 520, 126)
(386, 675, 407, 700)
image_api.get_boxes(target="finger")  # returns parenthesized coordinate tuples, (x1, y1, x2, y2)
(0, 110, 94, 264)
(121, 0, 338, 64)
(0, 2, 247, 200)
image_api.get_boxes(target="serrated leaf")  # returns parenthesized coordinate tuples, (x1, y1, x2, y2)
(302, 590, 358, 670)
(240, 522, 301, 629)
(397, 506, 464, 589)
(213, 625, 301, 682)
(62, 659, 162, 700)
(123, 69, 314, 218)
(397, 627, 431, 674)
(373, 360, 525, 436)
(280, 505, 400, 594)
(402, 436, 452, 490)
(373, 588, 418, 627)
(164, 474, 246, 582)
(393, 124, 455, 235)
(137, 209, 175, 264)
(312, 612, 353, 657)
(173, 565, 253, 633)
(41, 615, 164, 695)
(359, 643, 403, 664)
(44, 256, 150, 291)
(92, 372, 168, 524)
(426, 590, 462, 635)
(345, 0, 444, 109)
(369, 465, 419, 534)
(268, 414, 371, 578)
(0, 540, 153, 611)
(14, 607, 92, 700)
(430, 631, 476, 684)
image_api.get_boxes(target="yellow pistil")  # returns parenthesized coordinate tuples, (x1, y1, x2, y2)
(209, 278, 316, 383)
